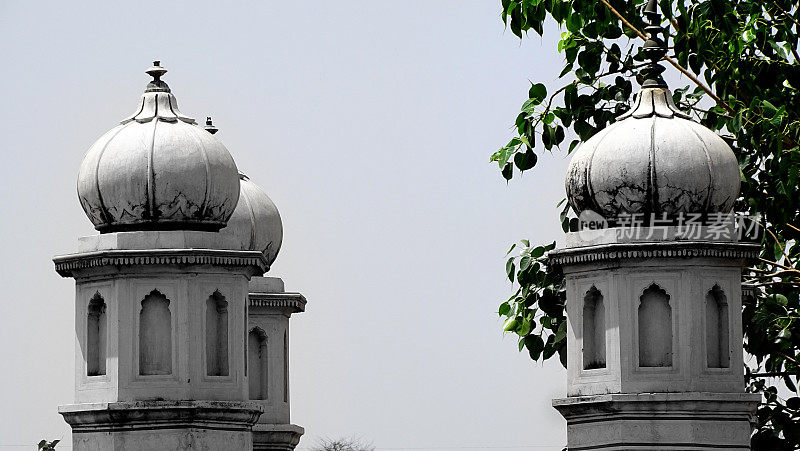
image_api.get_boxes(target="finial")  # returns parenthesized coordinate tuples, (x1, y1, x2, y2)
(204, 116, 219, 134)
(145, 60, 170, 93)
(640, 0, 668, 88)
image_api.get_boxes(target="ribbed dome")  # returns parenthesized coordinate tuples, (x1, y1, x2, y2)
(565, 87, 740, 220)
(221, 173, 283, 266)
(77, 62, 240, 232)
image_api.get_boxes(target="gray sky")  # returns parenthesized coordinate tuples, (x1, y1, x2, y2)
(0, 1, 572, 449)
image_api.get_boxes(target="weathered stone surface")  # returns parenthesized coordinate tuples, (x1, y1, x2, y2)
(553, 393, 759, 450)
(60, 400, 262, 451)
(55, 231, 261, 407)
(247, 277, 305, 449)
(221, 173, 283, 265)
(247, 277, 305, 425)
(252, 423, 304, 451)
(550, 226, 759, 449)
(54, 231, 270, 278)
(565, 87, 740, 220)
(77, 64, 240, 233)
(554, 235, 754, 396)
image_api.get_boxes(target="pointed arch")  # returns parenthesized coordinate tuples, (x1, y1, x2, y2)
(206, 290, 229, 376)
(248, 327, 268, 400)
(582, 286, 606, 369)
(87, 292, 107, 376)
(706, 285, 730, 368)
(139, 289, 172, 375)
(283, 330, 289, 403)
(638, 283, 673, 367)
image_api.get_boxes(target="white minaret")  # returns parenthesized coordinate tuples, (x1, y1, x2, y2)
(54, 63, 270, 450)
(221, 171, 306, 449)
(550, 2, 760, 449)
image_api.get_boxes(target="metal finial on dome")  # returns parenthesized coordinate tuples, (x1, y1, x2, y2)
(640, 0, 668, 88)
(204, 116, 219, 134)
(145, 60, 171, 93)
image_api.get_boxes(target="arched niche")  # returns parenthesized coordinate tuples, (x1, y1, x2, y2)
(706, 285, 730, 368)
(582, 286, 606, 369)
(87, 292, 107, 376)
(638, 283, 673, 367)
(248, 327, 268, 400)
(206, 290, 229, 377)
(139, 290, 172, 376)
(283, 330, 289, 403)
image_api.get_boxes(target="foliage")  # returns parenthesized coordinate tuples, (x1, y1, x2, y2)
(492, 0, 800, 448)
(37, 440, 59, 451)
(309, 437, 375, 451)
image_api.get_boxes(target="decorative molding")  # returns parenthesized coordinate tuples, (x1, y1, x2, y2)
(53, 248, 269, 277)
(552, 393, 759, 450)
(249, 293, 306, 313)
(549, 241, 761, 267)
(253, 423, 305, 451)
(59, 401, 262, 433)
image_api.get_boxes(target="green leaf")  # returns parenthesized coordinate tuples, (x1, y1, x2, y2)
(554, 125, 565, 145)
(503, 317, 519, 332)
(521, 98, 538, 114)
(554, 321, 567, 343)
(499, 302, 511, 316)
(506, 258, 516, 282)
(529, 82, 547, 105)
(772, 294, 789, 307)
(518, 317, 532, 336)
(742, 28, 755, 44)
(513, 148, 538, 171)
(525, 334, 545, 360)
(762, 100, 778, 116)
(729, 110, 743, 133)
(501, 162, 513, 180)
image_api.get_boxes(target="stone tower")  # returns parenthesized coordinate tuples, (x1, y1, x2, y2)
(549, 2, 761, 449)
(223, 172, 306, 449)
(54, 62, 303, 450)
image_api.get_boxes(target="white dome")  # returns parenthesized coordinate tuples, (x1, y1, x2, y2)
(565, 87, 740, 220)
(222, 173, 283, 266)
(77, 62, 240, 232)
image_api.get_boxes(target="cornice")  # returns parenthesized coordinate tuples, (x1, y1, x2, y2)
(53, 248, 269, 278)
(59, 400, 262, 432)
(549, 241, 761, 268)
(248, 292, 306, 313)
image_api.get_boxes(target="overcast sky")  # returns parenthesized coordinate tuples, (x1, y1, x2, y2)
(0, 1, 573, 449)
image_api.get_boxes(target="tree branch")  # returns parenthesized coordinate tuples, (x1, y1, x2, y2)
(597, 0, 735, 115)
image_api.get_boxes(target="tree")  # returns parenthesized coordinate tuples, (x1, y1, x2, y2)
(37, 440, 59, 451)
(491, 0, 800, 448)
(309, 437, 375, 451)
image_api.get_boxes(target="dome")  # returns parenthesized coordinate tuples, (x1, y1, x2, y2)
(77, 62, 240, 232)
(221, 173, 283, 265)
(565, 86, 740, 221)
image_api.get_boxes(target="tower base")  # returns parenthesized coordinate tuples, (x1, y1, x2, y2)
(60, 400, 262, 451)
(553, 392, 759, 450)
(253, 423, 304, 451)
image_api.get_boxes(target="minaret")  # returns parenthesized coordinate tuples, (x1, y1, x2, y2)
(218, 165, 306, 450)
(550, 2, 761, 449)
(247, 277, 306, 451)
(54, 63, 266, 450)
